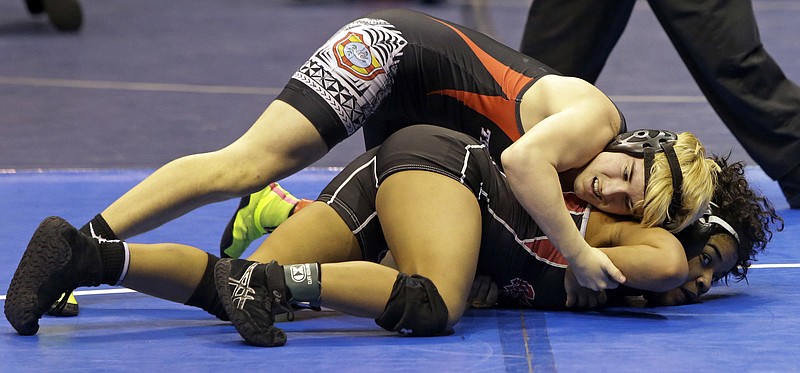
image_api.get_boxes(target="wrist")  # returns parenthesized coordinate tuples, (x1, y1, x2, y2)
(558, 240, 590, 263)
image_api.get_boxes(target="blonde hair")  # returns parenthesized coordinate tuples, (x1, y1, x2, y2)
(635, 132, 720, 232)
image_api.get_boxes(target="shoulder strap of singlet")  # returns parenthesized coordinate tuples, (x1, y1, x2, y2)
(563, 193, 592, 237)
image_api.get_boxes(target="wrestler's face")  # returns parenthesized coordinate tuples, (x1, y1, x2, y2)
(573, 152, 645, 216)
(648, 233, 738, 306)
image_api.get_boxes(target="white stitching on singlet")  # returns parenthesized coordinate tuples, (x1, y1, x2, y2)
(377, 143, 486, 185)
(329, 156, 378, 203)
(378, 164, 461, 185)
(323, 156, 381, 243)
(461, 144, 484, 184)
(485, 204, 569, 269)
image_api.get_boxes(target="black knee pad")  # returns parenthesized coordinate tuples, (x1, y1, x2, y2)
(375, 273, 449, 336)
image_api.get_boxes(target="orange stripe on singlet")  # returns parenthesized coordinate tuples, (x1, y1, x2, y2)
(427, 18, 535, 141)
(526, 240, 569, 267)
(522, 194, 589, 267)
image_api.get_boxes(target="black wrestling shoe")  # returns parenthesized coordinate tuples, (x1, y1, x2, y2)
(779, 178, 800, 209)
(214, 259, 291, 347)
(4, 217, 103, 336)
(44, 0, 83, 32)
(25, 0, 45, 14)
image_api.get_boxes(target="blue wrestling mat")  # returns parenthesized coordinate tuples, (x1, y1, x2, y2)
(1, 168, 798, 372)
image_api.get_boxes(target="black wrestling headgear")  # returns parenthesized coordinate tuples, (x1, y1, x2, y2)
(605, 129, 683, 229)
(674, 202, 740, 254)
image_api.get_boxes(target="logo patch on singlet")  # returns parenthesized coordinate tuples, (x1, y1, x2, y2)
(479, 127, 491, 147)
(503, 278, 536, 306)
(334, 32, 385, 80)
(292, 18, 406, 135)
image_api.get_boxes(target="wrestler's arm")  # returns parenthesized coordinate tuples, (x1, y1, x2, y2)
(502, 75, 624, 290)
(585, 210, 689, 292)
(467, 210, 689, 309)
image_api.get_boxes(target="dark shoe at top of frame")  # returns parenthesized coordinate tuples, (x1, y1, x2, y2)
(44, 0, 83, 32)
(214, 258, 291, 347)
(779, 182, 800, 209)
(4, 216, 103, 335)
(25, 0, 45, 14)
(778, 167, 800, 209)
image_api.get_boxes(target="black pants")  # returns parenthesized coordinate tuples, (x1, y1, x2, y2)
(520, 0, 800, 206)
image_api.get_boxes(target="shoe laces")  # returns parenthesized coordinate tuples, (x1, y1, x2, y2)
(264, 260, 295, 321)
(272, 292, 295, 322)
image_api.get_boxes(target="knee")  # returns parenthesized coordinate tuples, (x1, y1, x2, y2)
(208, 137, 324, 196)
(374, 273, 453, 336)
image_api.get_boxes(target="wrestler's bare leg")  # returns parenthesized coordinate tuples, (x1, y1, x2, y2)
(246, 201, 362, 265)
(101, 101, 327, 239)
(121, 243, 209, 303)
(372, 171, 482, 328)
(247, 201, 397, 318)
(96, 201, 357, 305)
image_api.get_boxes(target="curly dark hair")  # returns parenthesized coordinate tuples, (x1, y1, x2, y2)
(712, 155, 784, 282)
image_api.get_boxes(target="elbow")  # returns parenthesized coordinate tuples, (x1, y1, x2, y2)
(500, 145, 527, 176)
(653, 254, 689, 292)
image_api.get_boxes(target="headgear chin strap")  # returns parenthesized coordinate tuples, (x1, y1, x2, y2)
(605, 129, 683, 228)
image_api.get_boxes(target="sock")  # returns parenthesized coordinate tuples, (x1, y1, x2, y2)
(79, 214, 128, 285)
(80, 214, 119, 241)
(99, 240, 129, 286)
(184, 253, 229, 321)
(282, 263, 321, 308)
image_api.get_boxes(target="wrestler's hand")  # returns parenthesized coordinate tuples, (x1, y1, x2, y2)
(468, 275, 498, 308)
(568, 246, 626, 291)
(564, 266, 608, 308)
